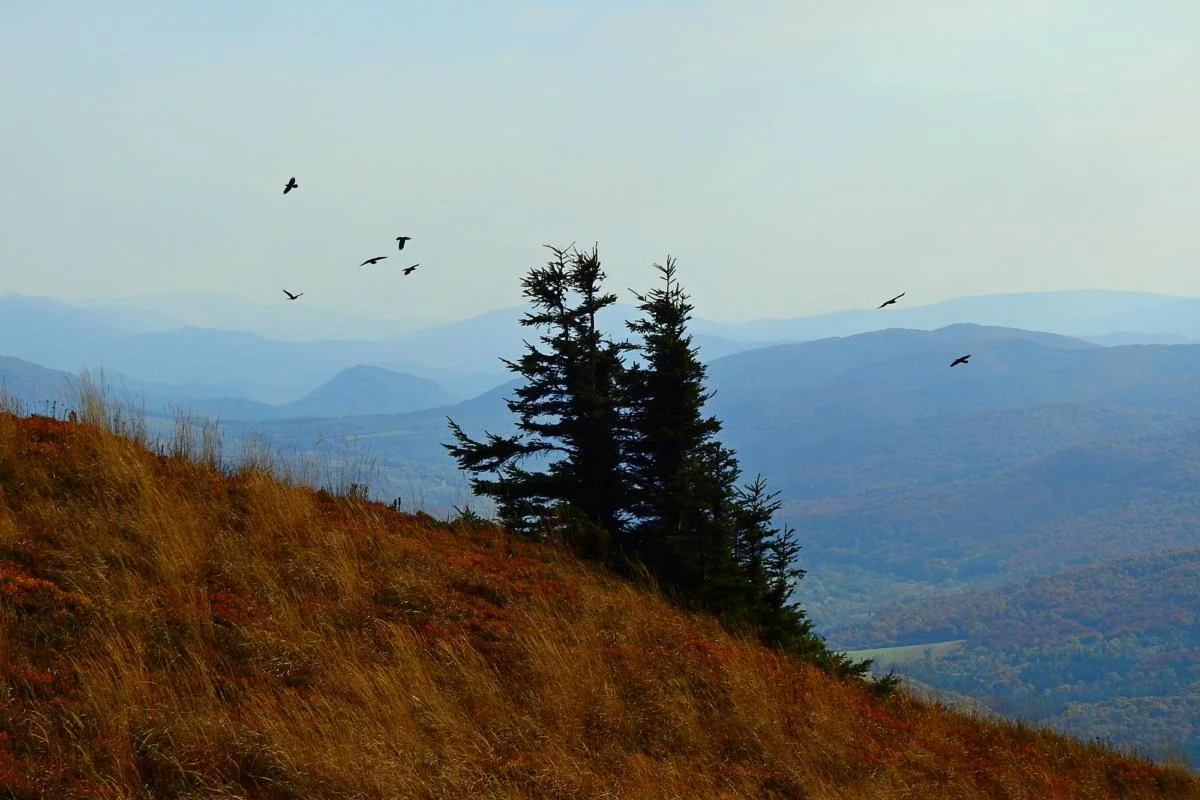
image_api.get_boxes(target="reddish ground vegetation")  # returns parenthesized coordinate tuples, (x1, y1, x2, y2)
(0, 412, 1195, 798)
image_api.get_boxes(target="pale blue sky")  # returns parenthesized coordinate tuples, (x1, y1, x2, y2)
(3, 1, 1200, 325)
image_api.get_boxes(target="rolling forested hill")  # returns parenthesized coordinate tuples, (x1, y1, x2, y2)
(832, 548, 1200, 767)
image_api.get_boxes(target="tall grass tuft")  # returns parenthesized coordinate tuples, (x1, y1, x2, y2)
(70, 368, 148, 446)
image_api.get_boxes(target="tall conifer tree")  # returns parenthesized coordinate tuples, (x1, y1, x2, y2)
(445, 244, 631, 538)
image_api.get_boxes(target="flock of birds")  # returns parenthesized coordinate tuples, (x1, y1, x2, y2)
(278, 175, 970, 369)
(876, 291, 971, 368)
(279, 176, 420, 301)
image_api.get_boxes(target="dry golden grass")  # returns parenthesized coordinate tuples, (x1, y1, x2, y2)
(0, 411, 1196, 799)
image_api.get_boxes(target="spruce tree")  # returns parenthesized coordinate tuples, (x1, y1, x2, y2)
(445, 244, 631, 540)
(623, 257, 746, 605)
(624, 257, 863, 674)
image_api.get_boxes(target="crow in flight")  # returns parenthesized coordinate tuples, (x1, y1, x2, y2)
(395, 236, 412, 251)
(283, 177, 298, 194)
(877, 291, 905, 309)
(950, 354, 971, 367)
(360, 256, 388, 266)
(403, 264, 419, 276)
(283, 289, 303, 300)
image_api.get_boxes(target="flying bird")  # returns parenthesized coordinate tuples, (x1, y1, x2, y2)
(395, 236, 412, 251)
(283, 177, 298, 194)
(877, 292, 905, 309)
(950, 354, 972, 367)
(359, 256, 388, 266)
(283, 289, 303, 300)
(403, 264, 419, 276)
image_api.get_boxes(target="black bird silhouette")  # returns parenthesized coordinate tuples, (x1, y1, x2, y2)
(395, 236, 412, 251)
(950, 354, 972, 367)
(359, 256, 388, 266)
(403, 264, 419, 276)
(283, 177, 298, 195)
(283, 289, 303, 300)
(877, 291, 905, 309)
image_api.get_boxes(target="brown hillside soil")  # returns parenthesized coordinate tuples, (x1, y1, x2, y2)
(0, 413, 1195, 799)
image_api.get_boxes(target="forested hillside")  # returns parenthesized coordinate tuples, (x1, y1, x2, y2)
(790, 425, 1200, 625)
(833, 549, 1200, 767)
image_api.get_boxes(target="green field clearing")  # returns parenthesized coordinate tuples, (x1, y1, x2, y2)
(844, 639, 967, 667)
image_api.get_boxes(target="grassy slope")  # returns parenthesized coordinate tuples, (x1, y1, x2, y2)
(0, 414, 1196, 799)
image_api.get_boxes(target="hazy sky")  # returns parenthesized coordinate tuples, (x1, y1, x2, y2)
(4, 1, 1200, 325)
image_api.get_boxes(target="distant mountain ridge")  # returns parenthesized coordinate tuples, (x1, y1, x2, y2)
(14, 287, 1200, 406)
(77, 287, 1200, 345)
(690, 289, 1200, 343)
(0, 294, 770, 403)
(0, 356, 459, 422)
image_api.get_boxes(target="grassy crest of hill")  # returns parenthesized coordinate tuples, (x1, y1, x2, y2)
(831, 549, 1200, 767)
(0, 412, 1195, 798)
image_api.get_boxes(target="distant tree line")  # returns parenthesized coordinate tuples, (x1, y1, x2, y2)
(445, 244, 869, 678)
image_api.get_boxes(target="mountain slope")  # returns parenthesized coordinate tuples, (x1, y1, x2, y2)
(0, 412, 1194, 798)
(790, 426, 1200, 585)
(0, 356, 75, 413)
(749, 402, 1198, 502)
(276, 365, 459, 419)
